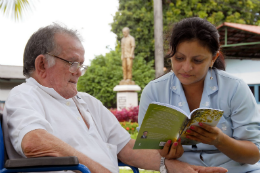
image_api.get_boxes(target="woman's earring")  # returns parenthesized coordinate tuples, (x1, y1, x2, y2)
(210, 67, 213, 80)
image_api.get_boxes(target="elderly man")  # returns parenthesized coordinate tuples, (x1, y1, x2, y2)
(3, 24, 227, 173)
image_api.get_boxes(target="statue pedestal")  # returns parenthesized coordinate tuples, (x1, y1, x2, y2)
(113, 85, 141, 110)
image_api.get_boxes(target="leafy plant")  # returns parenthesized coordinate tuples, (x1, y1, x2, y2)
(120, 121, 139, 135)
(111, 106, 139, 122)
(111, 0, 260, 63)
(77, 50, 154, 108)
(110, 106, 139, 139)
(0, 0, 35, 20)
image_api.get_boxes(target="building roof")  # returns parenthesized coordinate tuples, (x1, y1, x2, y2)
(217, 22, 260, 35)
(0, 64, 25, 79)
(217, 22, 260, 59)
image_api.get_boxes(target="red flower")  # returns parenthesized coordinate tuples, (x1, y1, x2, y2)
(126, 127, 130, 131)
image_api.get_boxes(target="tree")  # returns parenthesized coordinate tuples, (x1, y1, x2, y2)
(111, 0, 260, 64)
(111, 0, 155, 62)
(153, 0, 164, 78)
(77, 49, 155, 108)
(0, 0, 33, 20)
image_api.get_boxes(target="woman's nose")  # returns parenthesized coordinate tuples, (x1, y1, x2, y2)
(182, 61, 193, 72)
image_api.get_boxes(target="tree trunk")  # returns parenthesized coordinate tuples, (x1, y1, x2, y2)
(153, 0, 164, 78)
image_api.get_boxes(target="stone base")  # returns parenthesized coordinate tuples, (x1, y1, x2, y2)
(113, 85, 141, 110)
(119, 79, 135, 85)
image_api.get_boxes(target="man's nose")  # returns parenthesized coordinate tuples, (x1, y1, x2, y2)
(72, 68, 82, 76)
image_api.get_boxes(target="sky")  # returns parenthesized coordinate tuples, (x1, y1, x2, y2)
(0, 0, 119, 66)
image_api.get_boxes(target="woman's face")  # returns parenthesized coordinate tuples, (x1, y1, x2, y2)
(171, 40, 218, 87)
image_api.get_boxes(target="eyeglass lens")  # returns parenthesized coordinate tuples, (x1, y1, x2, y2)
(70, 63, 85, 73)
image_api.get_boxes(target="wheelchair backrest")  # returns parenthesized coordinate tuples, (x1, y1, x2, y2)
(0, 113, 5, 169)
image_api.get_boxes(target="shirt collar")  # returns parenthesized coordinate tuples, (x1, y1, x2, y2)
(74, 94, 87, 104)
(204, 69, 218, 96)
(26, 77, 76, 100)
(170, 72, 182, 95)
(170, 69, 218, 96)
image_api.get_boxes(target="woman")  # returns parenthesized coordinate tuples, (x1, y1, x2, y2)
(138, 17, 260, 173)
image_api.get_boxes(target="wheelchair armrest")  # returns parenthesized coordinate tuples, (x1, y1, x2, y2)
(5, 156, 79, 169)
(118, 160, 139, 173)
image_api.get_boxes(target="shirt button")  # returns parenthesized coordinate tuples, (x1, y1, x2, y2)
(172, 86, 177, 90)
(178, 102, 183, 106)
(66, 102, 70, 106)
(212, 86, 217, 91)
(221, 123, 227, 131)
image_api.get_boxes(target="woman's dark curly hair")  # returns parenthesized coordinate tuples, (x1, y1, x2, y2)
(167, 17, 225, 70)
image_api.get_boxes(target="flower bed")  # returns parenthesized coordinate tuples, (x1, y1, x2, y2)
(110, 106, 139, 122)
(110, 106, 139, 139)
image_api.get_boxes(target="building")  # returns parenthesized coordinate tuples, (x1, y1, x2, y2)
(0, 65, 25, 113)
(217, 22, 260, 109)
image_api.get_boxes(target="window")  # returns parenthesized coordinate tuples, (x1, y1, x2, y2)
(248, 84, 260, 103)
(259, 86, 260, 103)
(249, 86, 255, 95)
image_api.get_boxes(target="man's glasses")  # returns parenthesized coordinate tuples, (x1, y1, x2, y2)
(46, 53, 86, 73)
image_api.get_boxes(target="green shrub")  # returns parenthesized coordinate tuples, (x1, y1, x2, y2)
(77, 49, 155, 108)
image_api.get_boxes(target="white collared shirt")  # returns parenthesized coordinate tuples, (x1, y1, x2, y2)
(3, 77, 131, 173)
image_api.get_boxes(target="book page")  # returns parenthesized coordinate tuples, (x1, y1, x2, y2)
(180, 108, 223, 145)
(134, 103, 187, 149)
(152, 101, 188, 116)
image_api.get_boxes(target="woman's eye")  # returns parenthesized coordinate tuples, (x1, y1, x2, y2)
(193, 59, 203, 63)
(175, 57, 184, 61)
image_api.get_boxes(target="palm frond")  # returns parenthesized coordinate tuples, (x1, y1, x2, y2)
(0, 0, 34, 21)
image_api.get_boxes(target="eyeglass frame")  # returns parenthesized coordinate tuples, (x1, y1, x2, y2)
(46, 52, 87, 73)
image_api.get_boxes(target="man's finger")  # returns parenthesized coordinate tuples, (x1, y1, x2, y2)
(159, 140, 172, 157)
(191, 165, 228, 173)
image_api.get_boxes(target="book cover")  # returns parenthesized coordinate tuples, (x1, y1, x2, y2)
(133, 102, 223, 149)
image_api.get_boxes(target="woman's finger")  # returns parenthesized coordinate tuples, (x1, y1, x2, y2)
(159, 140, 172, 157)
(166, 141, 179, 159)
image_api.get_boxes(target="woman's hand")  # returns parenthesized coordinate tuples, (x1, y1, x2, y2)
(186, 122, 260, 164)
(185, 122, 224, 146)
(159, 139, 184, 159)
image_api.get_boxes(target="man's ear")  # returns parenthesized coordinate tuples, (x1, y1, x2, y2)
(34, 55, 48, 78)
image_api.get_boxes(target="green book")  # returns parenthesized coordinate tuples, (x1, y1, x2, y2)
(134, 102, 223, 149)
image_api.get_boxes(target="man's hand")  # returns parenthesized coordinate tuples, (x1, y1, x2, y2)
(159, 139, 184, 159)
(165, 159, 228, 173)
